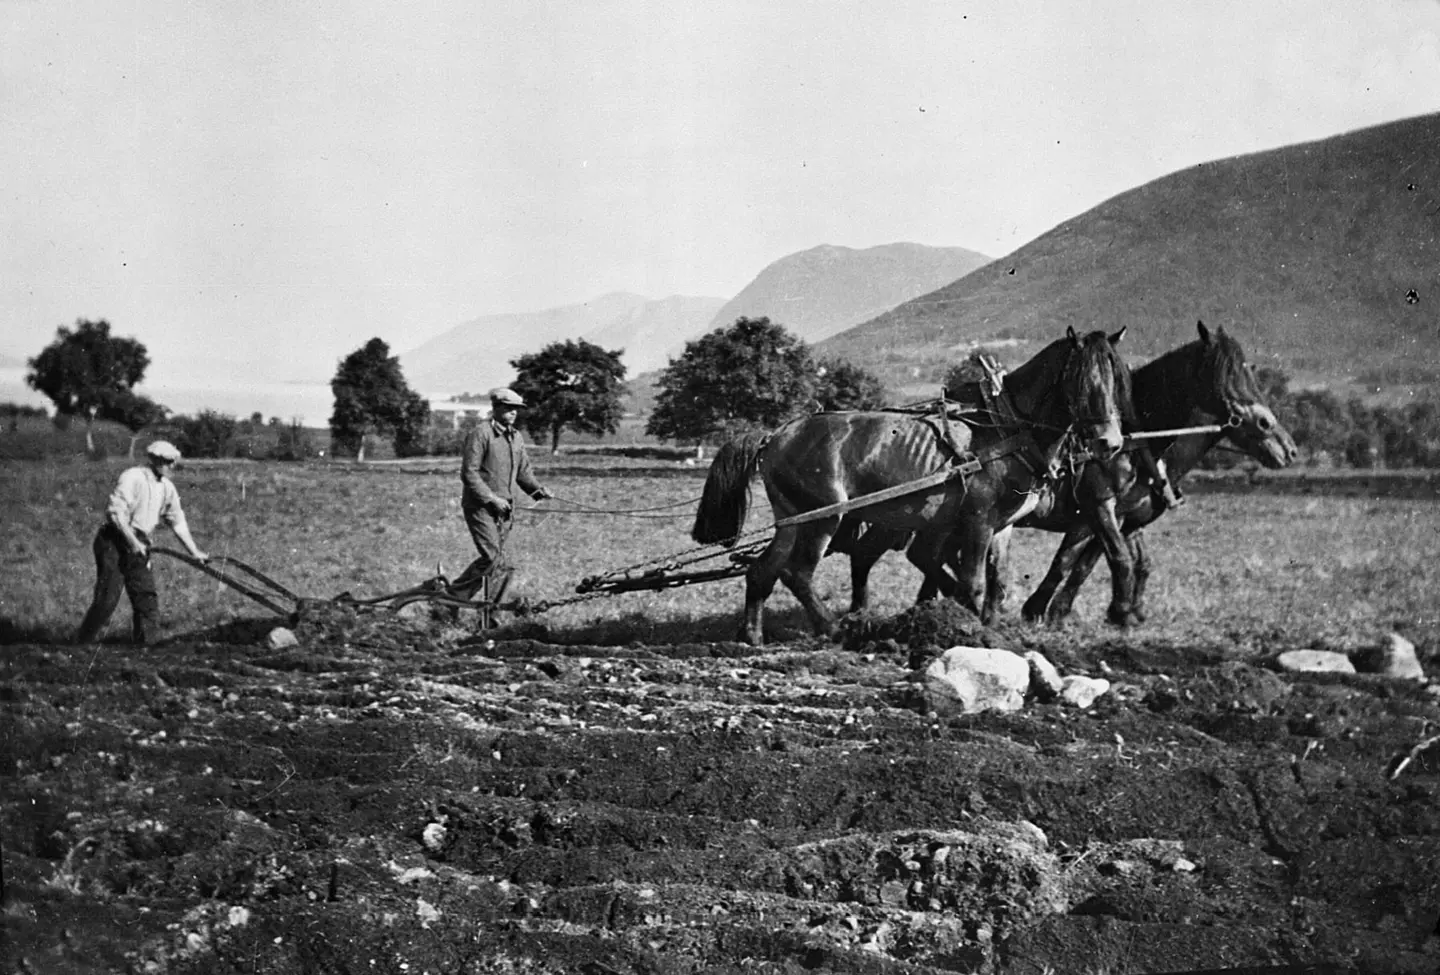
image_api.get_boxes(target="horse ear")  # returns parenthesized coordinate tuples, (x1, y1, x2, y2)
(1197, 320, 1211, 344)
(1109, 326, 1127, 346)
(1067, 325, 1078, 344)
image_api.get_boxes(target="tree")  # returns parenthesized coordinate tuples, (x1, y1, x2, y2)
(26, 319, 152, 454)
(646, 317, 815, 444)
(173, 410, 239, 458)
(98, 391, 171, 459)
(329, 338, 429, 461)
(510, 339, 627, 453)
(815, 357, 887, 412)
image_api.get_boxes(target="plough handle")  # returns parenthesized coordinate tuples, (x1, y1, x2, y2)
(150, 546, 296, 617)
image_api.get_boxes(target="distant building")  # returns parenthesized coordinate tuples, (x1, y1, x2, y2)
(428, 397, 488, 429)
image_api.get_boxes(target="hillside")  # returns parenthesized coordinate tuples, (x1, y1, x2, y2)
(580, 294, 727, 377)
(820, 113, 1440, 399)
(402, 293, 723, 397)
(708, 242, 991, 344)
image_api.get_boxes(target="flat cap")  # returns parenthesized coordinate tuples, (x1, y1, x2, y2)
(145, 440, 181, 461)
(490, 387, 526, 407)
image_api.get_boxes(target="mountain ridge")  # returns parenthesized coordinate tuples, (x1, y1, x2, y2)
(819, 112, 1440, 399)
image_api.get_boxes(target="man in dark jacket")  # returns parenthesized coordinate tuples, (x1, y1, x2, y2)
(449, 388, 551, 619)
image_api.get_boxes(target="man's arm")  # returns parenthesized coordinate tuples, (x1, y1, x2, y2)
(161, 486, 207, 561)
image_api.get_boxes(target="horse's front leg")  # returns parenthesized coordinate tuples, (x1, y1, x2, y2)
(1089, 496, 1138, 627)
(1129, 529, 1151, 623)
(983, 526, 1012, 621)
(941, 522, 994, 620)
(777, 519, 839, 639)
(1023, 525, 1096, 623)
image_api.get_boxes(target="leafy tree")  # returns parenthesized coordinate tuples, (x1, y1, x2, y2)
(26, 319, 152, 454)
(98, 391, 171, 459)
(329, 338, 429, 460)
(646, 317, 815, 444)
(173, 410, 239, 458)
(510, 339, 627, 453)
(815, 357, 887, 411)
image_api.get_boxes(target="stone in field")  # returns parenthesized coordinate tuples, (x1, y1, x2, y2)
(1350, 632, 1425, 682)
(266, 626, 299, 650)
(1025, 650, 1064, 700)
(1060, 676, 1111, 709)
(923, 646, 1029, 715)
(1277, 649, 1355, 674)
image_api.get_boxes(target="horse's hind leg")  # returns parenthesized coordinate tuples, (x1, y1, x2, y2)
(1023, 526, 1095, 623)
(1047, 538, 1103, 622)
(778, 519, 840, 639)
(742, 527, 798, 646)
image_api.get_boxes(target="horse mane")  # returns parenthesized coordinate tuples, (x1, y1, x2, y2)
(1006, 330, 1133, 430)
(1132, 323, 1251, 428)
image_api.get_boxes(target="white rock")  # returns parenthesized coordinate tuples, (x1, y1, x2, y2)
(1060, 676, 1111, 709)
(1354, 633, 1425, 682)
(1024, 651, 1064, 700)
(923, 647, 1030, 716)
(1276, 650, 1355, 674)
(421, 822, 447, 852)
(266, 627, 299, 650)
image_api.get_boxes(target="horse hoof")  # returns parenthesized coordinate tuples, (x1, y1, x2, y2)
(1021, 599, 1047, 623)
(1107, 608, 1140, 628)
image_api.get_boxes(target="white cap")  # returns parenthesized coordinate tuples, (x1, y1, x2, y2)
(145, 440, 181, 461)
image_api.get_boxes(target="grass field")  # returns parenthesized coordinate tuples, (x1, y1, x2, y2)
(3, 455, 1437, 656)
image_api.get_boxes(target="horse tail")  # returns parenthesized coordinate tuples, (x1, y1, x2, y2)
(692, 432, 766, 545)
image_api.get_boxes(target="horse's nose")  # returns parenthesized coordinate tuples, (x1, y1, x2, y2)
(1092, 430, 1123, 460)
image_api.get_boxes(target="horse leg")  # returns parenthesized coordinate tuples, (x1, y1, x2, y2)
(1023, 525, 1095, 623)
(742, 526, 798, 646)
(983, 526, 1012, 621)
(1129, 529, 1151, 623)
(777, 520, 840, 639)
(908, 532, 959, 602)
(942, 523, 994, 620)
(1089, 497, 1138, 627)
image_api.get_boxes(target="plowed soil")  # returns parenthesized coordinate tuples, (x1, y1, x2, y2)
(5, 601, 1439, 975)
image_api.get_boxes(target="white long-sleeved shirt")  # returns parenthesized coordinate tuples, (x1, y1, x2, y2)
(106, 466, 189, 538)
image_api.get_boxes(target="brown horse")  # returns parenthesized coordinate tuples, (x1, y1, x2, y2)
(691, 328, 1131, 645)
(844, 321, 1296, 626)
(1014, 321, 1297, 623)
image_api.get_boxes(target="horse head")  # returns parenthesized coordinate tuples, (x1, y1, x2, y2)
(1062, 326, 1130, 460)
(1194, 321, 1297, 469)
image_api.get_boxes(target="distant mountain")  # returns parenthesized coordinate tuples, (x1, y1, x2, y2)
(581, 295, 728, 377)
(708, 242, 991, 345)
(402, 292, 721, 396)
(820, 114, 1440, 400)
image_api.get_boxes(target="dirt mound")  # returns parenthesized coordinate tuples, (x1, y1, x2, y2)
(5, 621, 1440, 973)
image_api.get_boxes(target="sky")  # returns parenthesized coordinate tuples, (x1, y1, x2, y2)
(3, 0, 1439, 420)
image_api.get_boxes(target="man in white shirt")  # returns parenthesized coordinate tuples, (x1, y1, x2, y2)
(76, 440, 208, 645)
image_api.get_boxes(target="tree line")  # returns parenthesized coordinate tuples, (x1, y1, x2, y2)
(17, 317, 1440, 467)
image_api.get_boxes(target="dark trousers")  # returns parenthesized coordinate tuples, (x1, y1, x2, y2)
(449, 502, 514, 605)
(76, 525, 159, 645)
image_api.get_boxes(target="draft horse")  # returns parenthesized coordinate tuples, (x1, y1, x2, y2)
(1013, 320, 1298, 624)
(844, 321, 1297, 626)
(691, 327, 1131, 646)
